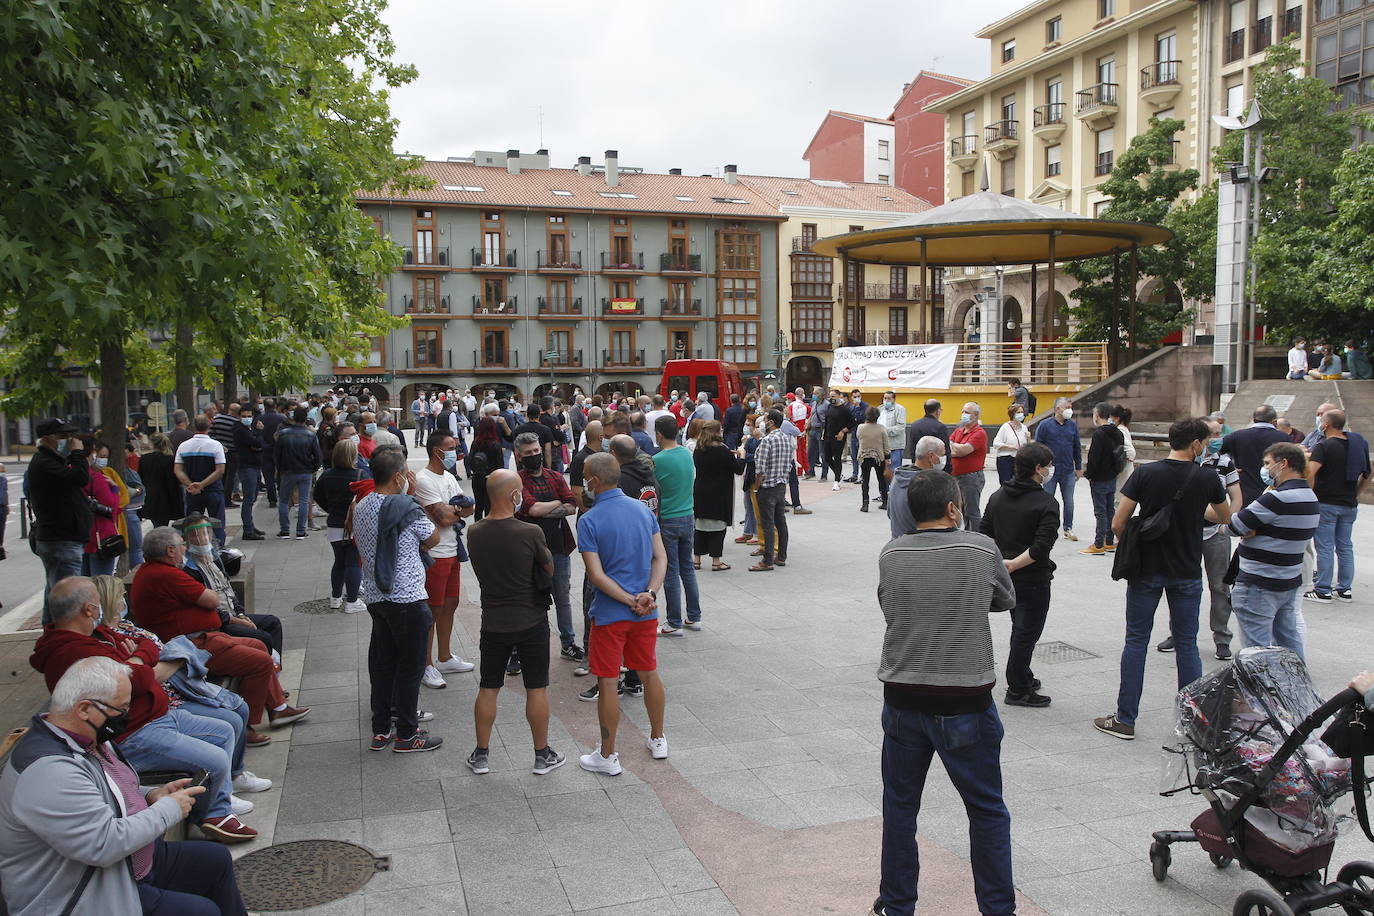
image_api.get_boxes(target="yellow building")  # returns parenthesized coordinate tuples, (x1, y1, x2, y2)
(736, 175, 935, 392)
(925, 0, 1307, 345)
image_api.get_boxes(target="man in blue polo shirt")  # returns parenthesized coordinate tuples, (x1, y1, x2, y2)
(576, 452, 668, 776)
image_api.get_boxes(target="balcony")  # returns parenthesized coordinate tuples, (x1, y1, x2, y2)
(660, 297, 703, 317)
(1139, 61, 1182, 106)
(1075, 82, 1118, 129)
(1282, 6, 1300, 37)
(403, 295, 450, 315)
(1032, 103, 1066, 142)
(1224, 29, 1245, 63)
(659, 253, 703, 273)
(471, 249, 518, 271)
(602, 348, 645, 368)
(983, 120, 1019, 160)
(537, 296, 583, 316)
(791, 236, 818, 253)
(471, 295, 519, 316)
(1253, 17, 1273, 53)
(540, 348, 583, 369)
(472, 349, 519, 371)
(661, 348, 702, 363)
(950, 135, 978, 171)
(401, 246, 450, 268)
(1160, 139, 1181, 171)
(535, 250, 583, 271)
(600, 251, 646, 272)
(834, 330, 946, 348)
(403, 348, 453, 371)
(601, 297, 645, 316)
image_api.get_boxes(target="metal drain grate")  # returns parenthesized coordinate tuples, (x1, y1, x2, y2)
(235, 840, 390, 911)
(1032, 641, 1100, 664)
(292, 598, 343, 616)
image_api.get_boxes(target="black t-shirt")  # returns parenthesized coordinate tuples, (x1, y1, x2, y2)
(568, 444, 598, 490)
(1311, 437, 1358, 507)
(512, 421, 555, 451)
(539, 412, 563, 441)
(1121, 458, 1226, 579)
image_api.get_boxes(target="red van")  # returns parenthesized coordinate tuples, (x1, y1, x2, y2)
(659, 359, 745, 403)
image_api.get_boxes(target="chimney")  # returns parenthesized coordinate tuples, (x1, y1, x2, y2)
(536, 148, 548, 156)
(576, 156, 592, 176)
(724, 164, 738, 185)
(506, 149, 521, 175)
(604, 149, 619, 187)
(669, 168, 682, 176)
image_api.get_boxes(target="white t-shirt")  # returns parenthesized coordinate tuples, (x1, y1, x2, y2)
(412, 466, 460, 558)
(645, 409, 673, 430)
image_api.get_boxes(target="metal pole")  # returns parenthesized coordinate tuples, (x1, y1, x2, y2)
(1111, 252, 1122, 373)
(1046, 231, 1057, 384)
(1029, 263, 1038, 344)
(839, 252, 849, 351)
(1246, 128, 1263, 384)
(919, 238, 929, 343)
(1129, 245, 1139, 365)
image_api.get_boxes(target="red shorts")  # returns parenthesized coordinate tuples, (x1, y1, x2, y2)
(588, 619, 658, 679)
(424, 557, 461, 604)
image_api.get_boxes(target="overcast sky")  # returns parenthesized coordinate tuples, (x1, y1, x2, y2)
(381, 0, 1014, 177)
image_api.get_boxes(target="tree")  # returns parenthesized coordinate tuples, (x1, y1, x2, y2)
(0, 0, 423, 470)
(1064, 117, 1200, 358)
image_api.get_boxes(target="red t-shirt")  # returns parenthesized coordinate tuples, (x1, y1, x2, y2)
(358, 436, 377, 459)
(949, 424, 989, 477)
(130, 561, 220, 642)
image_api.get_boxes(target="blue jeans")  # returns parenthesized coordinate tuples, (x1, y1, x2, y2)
(82, 551, 116, 577)
(185, 487, 225, 545)
(660, 515, 701, 628)
(553, 552, 575, 647)
(889, 448, 904, 468)
(1043, 466, 1077, 531)
(878, 703, 1014, 916)
(1231, 581, 1304, 659)
(260, 451, 277, 504)
(139, 838, 247, 916)
(1313, 503, 1357, 593)
(178, 696, 249, 774)
(330, 539, 362, 601)
(849, 435, 861, 478)
(1089, 478, 1117, 548)
(36, 539, 84, 625)
(277, 471, 312, 535)
(237, 466, 261, 534)
(742, 489, 757, 537)
(1116, 574, 1203, 725)
(124, 508, 145, 566)
(118, 709, 235, 821)
(807, 429, 824, 475)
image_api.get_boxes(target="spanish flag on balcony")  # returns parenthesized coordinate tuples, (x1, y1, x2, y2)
(611, 298, 638, 313)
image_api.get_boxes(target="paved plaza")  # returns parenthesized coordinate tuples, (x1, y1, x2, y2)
(3, 452, 1371, 915)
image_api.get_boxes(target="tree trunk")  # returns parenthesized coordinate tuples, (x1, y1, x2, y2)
(222, 351, 237, 405)
(175, 322, 196, 412)
(100, 336, 128, 477)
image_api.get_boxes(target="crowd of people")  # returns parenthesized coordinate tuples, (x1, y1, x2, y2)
(4, 375, 1370, 915)
(1286, 337, 1372, 381)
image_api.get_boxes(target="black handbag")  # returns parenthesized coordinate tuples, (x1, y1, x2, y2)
(1321, 701, 1374, 841)
(96, 533, 126, 561)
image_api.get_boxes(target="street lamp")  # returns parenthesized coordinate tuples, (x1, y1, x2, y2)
(1213, 100, 1269, 389)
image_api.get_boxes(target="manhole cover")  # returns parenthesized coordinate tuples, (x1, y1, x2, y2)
(1033, 641, 1100, 663)
(234, 840, 390, 910)
(292, 598, 343, 615)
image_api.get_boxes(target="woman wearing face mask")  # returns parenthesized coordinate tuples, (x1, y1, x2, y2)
(83, 440, 127, 576)
(993, 404, 1030, 484)
(466, 418, 505, 521)
(315, 438, 370, 612)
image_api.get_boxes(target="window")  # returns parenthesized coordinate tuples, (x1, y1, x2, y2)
(720, 230, 759, 271)
(720, 321, 759, 364)
(1226, 81, 1245, 117)
(481, 327, 508, 367)
(1046, 143, 1062, 177)
(890, 267, 907, 298)
(343, 335, 386, 369)
(1093, 200, 1112, 217)
(1156, 32, 1178, 83)
(611, 279, 634, 300)
(1001, 157, 1016, 197)
(667, 280, 690, 311)
(877, 139, 890, 160)
(1001, 93, 1016, 122)
(1097, 55, 1116, 86)
(845, 260, 860, 296)
(961, 110, 976, 141)
(547, 214, 568, 265)
(551, 189, 573, 196)
(481, 210, 502, 266)
(1046, 77, 1063, 106)
(961, 170, 975, 197)
(845, 305, 865, 339)
(412, 276, 438, 313)
(669, 329, 692, 358)
(1046, 16, 1062, 42)
(1283, 0, 1301, 35)
(546, 278, 572, 313)
(1255, 0, 1274, 51)
(547, 329, 571, 363)
(801, 223, 817, 247)
(1099, 0, 1115, 18)
(791, 304, 832, 347)
(609, 329, 635, 365)
(440, 185, 484, 192)
(889, 307, 908, 342)
(849, 225, 864, 233)
(674, 195, 694, 202)
(791, 254, 832, 299)
(413, 327, 440, 368)
(413, 207, 434, 265)
(1095, 127, 1115, 176)
(711, 197, 748, 204)
(1227, 0, 1247, 61)
(1002, 38, 1016, 62)
(877, 173, 890, 183)
(481, 277, 506, 311)
(719, 277, 759, 315)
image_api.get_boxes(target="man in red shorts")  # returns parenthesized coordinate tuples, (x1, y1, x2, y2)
(411, 433, 476, 689)
(575, 453, 668, 775)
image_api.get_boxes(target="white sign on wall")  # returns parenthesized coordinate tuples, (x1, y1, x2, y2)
(828, 344, 960, 390)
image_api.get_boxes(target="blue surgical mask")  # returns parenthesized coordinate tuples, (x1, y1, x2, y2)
(364, 423, 377, 435)
(57, 440, 71, 457)
(1014, 413, 1025, 422)
(93, 457, 108, 469)
(1260, 466, 1275, 487)
(960, 412, 972, 424)
(1208, 439, 1222, 453)
(442, 450, 457, 470)
(747, 400, 756, 408)
(241, 416, 253, 426)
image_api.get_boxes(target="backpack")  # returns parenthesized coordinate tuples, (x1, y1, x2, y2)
(468, 450, 490, 476)
(1025, 390, 1038, 416)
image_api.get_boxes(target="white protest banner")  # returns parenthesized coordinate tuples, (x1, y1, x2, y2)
(828, 344, 959, 390)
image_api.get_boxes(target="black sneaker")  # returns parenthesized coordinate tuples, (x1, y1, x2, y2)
(242, 531, 265, 541)
(393, 731, 443, 753)
(294, 531, 309, 540)
(560, 645, 585, 662)
(1215, 644, 1233, 661)
(466, 748, 490, 774)
(275, 531, 292, 539)
(1304, 589, 1334, 603)
(578, 682, 624, 702)
(624, 681, 644, 698)
(1005, 690, 1052, 708)
(1335, 590, 1353, 602)
(870, 899, 893, 916)
(1156, 636, 1175, 653)
(532, 747, 566, 775)
(1029, 677, 1042, 692)
(506, 659, 522, 677)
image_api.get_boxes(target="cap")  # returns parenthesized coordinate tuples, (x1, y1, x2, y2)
(172, 512, 224, 530)
(35, 417, 77, 438)
(785, 392, 797, 401)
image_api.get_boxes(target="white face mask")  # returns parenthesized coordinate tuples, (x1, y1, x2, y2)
(512, 493, 523, 513)
(934, 455, 946, 470)
(1042, 464, 1054, 481)
(1061, 407, 1073, 420)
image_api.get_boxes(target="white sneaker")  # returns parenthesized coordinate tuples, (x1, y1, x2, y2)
(657, 623, 683, 637)
(232, 770, 272, 794)
(435, 656, 475, 674)
(329, 596, 343, 610)
(416, 709, 434, 722)
(229, 794, 254, 816)
(422, 665, 447, 689)
(578, 750, 622, 776)
(831, 482, 841, 491)
(646, 736, 669, 760)
(343, 599, 366, 614)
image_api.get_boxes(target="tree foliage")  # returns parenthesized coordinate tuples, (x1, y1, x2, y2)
(1064, 117, 1199, 348)
(0, 0, 426, 425)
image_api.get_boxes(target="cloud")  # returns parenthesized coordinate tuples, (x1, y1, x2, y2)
(381, 0, 1004, 176)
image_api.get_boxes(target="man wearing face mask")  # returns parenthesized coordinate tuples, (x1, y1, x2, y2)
(948, 402, 989, 532)
(878, 390, 907, 467)
(514, 432, 583, 661)
(722, 394, 745, 450)
(30, 578, 257, 843)
(231, 405, 266, 540)
(1219, 404, 1287, 506)
(822, 389, 855, 491)
(845, 389, 869, 482)
(1286, 337, 1309, 380)
(886, 436, 948, 538)
(1034, 397, 1082, 541)
(28, 417, 93, 623)
(356, 410, 384, 460)
(272, 407, 322, 540)
(178, 515, 285, 660)
(412, 433, 477, 689)
(0, 657, 250, 916)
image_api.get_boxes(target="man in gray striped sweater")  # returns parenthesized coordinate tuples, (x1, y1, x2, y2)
(1227, 442, 1319, 658)
(872, 471, 1016, 916)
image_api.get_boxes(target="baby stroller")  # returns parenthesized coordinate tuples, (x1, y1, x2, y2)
(1153, 647, 1373, 915)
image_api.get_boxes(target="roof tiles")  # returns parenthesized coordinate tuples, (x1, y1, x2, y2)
(738, 175, 932, 213)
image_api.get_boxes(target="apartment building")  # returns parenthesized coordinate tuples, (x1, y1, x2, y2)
(1308, 0, 1374, 131)
(737, 176, 934, 393)
(802, 111, 897, 186)
(340, 151, 784, 405)
(925, 0, 1308, 345)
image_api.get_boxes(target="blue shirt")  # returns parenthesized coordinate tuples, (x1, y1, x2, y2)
(577, 487, 660, 625)
(1035, 416, 1081, 471)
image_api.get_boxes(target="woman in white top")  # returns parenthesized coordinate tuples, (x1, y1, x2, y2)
(992, 403, 1030, 483)
(1111, 404, 1137, 490)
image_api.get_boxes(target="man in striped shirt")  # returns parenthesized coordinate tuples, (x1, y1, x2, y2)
(1228, 443, 1319, 658)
